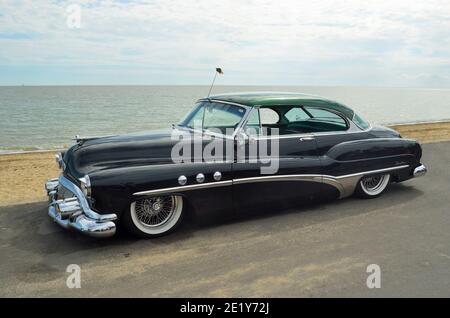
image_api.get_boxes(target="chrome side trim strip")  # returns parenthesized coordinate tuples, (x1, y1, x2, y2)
(333, 165, 409, 179)
(328, 138, 415, 147)
(133, 165, 410, 198)
(331, 165, 409, 198)
(232, 165, 409, 198)
(133, 180, 233, 196)
(233, 174, 323, 184)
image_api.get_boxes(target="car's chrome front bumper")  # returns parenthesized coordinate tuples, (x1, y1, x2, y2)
(45, 176, 117, 238)
(413, 164, 427, 178)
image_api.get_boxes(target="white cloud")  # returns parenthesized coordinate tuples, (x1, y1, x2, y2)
(0, 0, 450, 86)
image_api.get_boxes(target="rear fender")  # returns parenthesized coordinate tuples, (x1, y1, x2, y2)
(323, 138, 421, 177)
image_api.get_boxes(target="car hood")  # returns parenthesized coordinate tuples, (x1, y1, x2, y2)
(64, 129, 180, 178)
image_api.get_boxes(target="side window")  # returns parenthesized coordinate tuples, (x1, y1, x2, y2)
(282, 106, 348, 134)
(259, 108, 279, 125)
(303, 107, 348, 132)
(285, 107, 310, 122)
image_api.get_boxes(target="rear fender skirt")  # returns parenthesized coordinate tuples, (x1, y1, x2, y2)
(322, 164, 409, 198)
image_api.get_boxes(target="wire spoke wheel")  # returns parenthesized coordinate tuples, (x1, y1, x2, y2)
(359, 173, 390, 197)
(130, 195, 183, 236)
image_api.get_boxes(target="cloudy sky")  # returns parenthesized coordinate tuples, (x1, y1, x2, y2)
(1, 0, 450, 87)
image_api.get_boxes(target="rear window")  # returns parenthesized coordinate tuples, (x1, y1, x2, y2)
(353, 113, 370, 130)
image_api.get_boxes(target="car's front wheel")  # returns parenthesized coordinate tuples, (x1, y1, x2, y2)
(123, 195, 184, 238)
(355, 174, 391, 199)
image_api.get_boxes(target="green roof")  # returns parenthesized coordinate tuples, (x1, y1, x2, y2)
(206, 92, 355, 119)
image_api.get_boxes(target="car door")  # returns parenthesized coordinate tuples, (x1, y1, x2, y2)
(232, 107, 323, 215)
(175, 102, 244, 221)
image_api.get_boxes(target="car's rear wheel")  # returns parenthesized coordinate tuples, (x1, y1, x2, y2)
(123, 195, 184, 238)
(355, 174, 391, 199)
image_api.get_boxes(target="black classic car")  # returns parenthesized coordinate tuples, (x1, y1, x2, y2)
(45, 92, 427, 238)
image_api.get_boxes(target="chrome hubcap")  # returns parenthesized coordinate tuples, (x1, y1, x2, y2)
(134, 196, 176, 227)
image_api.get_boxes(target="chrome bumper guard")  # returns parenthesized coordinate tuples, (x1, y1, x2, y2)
(413, 164, 427, 178)
(45, 176, 117, 238)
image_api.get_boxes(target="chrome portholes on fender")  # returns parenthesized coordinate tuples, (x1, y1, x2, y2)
(178, 175, 187, 185)
(196, 173, 205, 183)
(355, 174, 391, 199)
(128, 195, 184, 237)
(213, 171, 222, 181)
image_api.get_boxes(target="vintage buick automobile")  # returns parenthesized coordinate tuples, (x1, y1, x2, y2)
(45, 92, 427, 238)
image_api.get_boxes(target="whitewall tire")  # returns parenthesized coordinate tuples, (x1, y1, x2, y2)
(355, 174, 391, 199)
(123, 195, 184, 238)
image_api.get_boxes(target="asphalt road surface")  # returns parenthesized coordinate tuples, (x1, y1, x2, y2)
(1, 142, 449, 297)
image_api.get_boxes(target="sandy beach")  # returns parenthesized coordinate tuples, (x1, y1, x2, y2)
(1, 121, 449, 207)
(389, 121, 450, 144)
(0, 151, 59, 206)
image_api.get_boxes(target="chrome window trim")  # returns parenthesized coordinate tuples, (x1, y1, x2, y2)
(311, 125, 372, 137)
(241, 105, 373, 140)
(255, 133, 316, 140)
(198, 98, 253, 109)
(180, 101, 373, 141)
(253, 126, 372, 141)
(133, 165, 409, 199)
(179, 126, 235, 141)
(202, 100, 373, 134)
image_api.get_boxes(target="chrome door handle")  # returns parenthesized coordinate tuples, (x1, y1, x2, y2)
(299, 136, 315, 142)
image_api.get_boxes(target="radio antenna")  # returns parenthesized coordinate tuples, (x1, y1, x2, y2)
(207, 67, 223, 98)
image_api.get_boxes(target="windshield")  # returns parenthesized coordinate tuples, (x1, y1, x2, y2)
(178, 102, 247, 135)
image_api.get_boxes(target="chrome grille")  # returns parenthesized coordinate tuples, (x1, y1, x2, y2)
(57, 184, 75, 200)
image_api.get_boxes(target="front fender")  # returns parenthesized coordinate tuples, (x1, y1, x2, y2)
(88, 162, 233, 218)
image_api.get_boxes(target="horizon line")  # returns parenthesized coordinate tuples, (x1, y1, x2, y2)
(1, 84, 450, 90)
